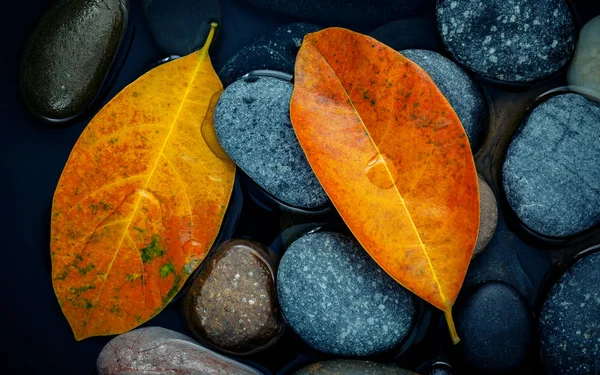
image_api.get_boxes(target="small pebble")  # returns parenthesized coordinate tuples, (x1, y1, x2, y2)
(473, 175, 498, 256)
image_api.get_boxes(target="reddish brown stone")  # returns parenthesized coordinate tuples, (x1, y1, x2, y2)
(183, 239, 283, 354)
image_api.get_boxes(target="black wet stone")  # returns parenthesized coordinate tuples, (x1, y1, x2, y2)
(401, 49, 485, 151)
(19, 0, 129, 121)
(142, 0, 219, 56)
(539, 251, 600, 375)
(436, 0, 575, 83)
(219, 23, 321, 87)
(369, 18, 443, 52)
(456, 282, 534, 373)
(294, 360, 415, 374)
(502, 93, 600, 237)
(214, 76, 328, 209)
(242, 0, 434, 26)
(277, 232, 416, 356)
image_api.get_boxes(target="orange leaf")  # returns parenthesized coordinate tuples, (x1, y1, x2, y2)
(50, 23, 235, 340)
(290, 28, 479, 344)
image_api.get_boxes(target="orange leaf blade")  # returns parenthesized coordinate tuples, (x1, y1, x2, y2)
(50, 23, 235, 340)
(290, 28, 479, 342)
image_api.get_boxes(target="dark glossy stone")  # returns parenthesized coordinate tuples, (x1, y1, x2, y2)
(214, 76, 328, 209)
(503, 93, 600, 237)
(539, 251, 600, 375)
(277, 231, 416, 356)
(401, 49, 486, 151)
(20, 0, 129, 121)
(294, 360, 416, 374)
(142, 0, 219, 56)
(219, 23, 321, 87)
(370, 18, 443, 53)
(436, 0, 575, 83)
(97, 327, 262, 375)
(474, 175, 498, 256)
(456, 282, 534, 373)
(183, 239, 282, 355)
(242, 0, 434, 26)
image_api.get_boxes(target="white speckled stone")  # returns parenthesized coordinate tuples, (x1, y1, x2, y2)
(436, 0, 575, 82)
(539, 252, 600, 375)
(277, 231, 416, 356)
(214, 76, 328, 209)
(401, 49, 486, 151)
(502, 93, 600, 237)
(568, 16, 600, 101)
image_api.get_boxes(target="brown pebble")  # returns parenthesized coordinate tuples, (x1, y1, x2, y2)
(474, 175, 498, 257)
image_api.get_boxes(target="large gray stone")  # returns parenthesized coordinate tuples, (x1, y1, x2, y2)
(214, 76, 328, 209)
(401, 49, 486, 151)
(502, 93, 600, 237)
(436, 0, 575, 83)
(539, 251, 600, 375)
(277, 231, 416, 356)
(20, 0, 129, 121)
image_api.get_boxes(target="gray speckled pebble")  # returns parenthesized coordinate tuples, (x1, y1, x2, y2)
(277, 232, 416, 356)
(436, 0, 575, 83)
(401, 49, 485, 151)
(539, 251, 600, 375)
(214, 76, 328, 209)
(502, 93, 600, 237)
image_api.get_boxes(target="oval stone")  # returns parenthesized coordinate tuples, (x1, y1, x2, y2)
(473, 175, 498, 256)
(436, 0, 575, 83)
(277, 231, 416, 356)
(20, 0, 129, 121)
(183, 239, 282, 354)
(295, 360, 416, 374)
(539, 251, 600, 375)
(97, 327, 262, 375)
(502, 93, 600, 237)
(214, 76, 328, 209)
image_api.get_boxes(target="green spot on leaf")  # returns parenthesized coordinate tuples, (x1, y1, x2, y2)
(141, 235, 165, 263)
(159, 263, 174, 278)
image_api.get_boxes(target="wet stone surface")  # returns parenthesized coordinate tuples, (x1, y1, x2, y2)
(294, 360, 416, 374)
(502, 93, 600, 237)
(456, 282, 534, 373)
(539, 251, 600, 375)
(219, 23, 321, 87)
(277, 231, 416, 356)
(214, 76, 328, 209)
(401, 49, 486, 151)
(19, 0, 129, 121)
(183, 239, 282, 354)
(568, 15, 600, 100)
(436, 0, 575, 83)
(97, 327, 262, 374)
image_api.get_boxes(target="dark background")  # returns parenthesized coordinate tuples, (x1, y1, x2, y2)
(2, 0, 600, 374)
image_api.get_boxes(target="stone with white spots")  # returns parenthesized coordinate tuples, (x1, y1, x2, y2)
(277, 231, 416, 356)
(436, 0, 575, 83)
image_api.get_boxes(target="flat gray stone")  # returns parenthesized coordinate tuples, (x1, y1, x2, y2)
(294, 360, 416, 374)
(401, 49, 486, 151)
(277, 232, 416, 356)
(502, 93, 600, 237)
(436, 0, 575, 83)
(214, 76, 328, 209)
(539, 251, 600, 375)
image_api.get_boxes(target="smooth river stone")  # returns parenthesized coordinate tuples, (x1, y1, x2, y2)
(20, 0, 129, 121)
(142, 0, 219, 56)
(539, 251, 600, 375)
(97, 327, 262, 375)
(436, 0, 575, 83)
(277, 232, 416, 356)
(294, 360, 416, 374)
(214, 76, 328, 209)
(219, 23, 321, 87)
(241, 0, 433, 26)
(183, 239, 282, 354)
(401, 49, 486, 151)
(456, 282, 534, 373)
(568, 16, 600, 100)
(502, 93, 600, 237)
(473, 175, 498, 256)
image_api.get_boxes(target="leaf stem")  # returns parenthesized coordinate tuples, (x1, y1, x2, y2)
(201, 22, 218, 53)
(445, 307, 460, 344)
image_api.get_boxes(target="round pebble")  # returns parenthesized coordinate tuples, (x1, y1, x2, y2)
(401, 49, 486, 151)
(502, 93, 600, 237)
(436, 0, 575, 83)
(277, 231, 416, 356)
(474, 175, 498, 256)
(539, 251, 600, 375)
